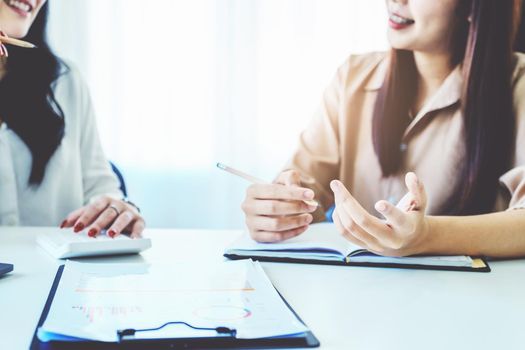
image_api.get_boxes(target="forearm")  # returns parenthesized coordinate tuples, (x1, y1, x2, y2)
(423, 210, 525, 258)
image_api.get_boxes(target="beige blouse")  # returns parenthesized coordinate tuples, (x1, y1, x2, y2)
(286, 52, 525, 222)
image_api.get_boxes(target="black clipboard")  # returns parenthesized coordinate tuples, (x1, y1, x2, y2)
(30, 265, 320, 350)
(224, 254, 491, 273)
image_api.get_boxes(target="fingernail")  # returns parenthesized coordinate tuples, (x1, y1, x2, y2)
(305, 215, 313, 224)
(376, 201, 387, 212)
(108, 230, 116, 238)
(330, 180, 340, 192)
(307, 203, 317, 212)
(88, 228, 97, 237)
(74, 223, 84, 233)
(303, 189, 314, 199)
(59, 220, 67, 229)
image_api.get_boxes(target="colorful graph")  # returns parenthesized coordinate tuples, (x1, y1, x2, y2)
(72, 305, 142, 323)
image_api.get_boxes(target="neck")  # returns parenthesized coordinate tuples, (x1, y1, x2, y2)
(413, 51, 454, 94)
(410, 51, 454, 114)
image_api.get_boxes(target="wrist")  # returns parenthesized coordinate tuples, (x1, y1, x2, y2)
(409, 215, 433, 256)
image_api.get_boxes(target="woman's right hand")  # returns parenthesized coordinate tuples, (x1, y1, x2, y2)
(241, 170, 318, 243)
(0, 30, 8, 57)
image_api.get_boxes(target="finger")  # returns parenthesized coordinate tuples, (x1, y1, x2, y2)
(245, 199, 317, 216)
(274, 169, 301, 186)
(60, 207, 85, 229)
(333, 202, 383, 251)
(405, 172, 427, 210)
(375, 200, 407, 228)
(330, 180, 390, 240)
(249, 213, 313, 233)
(86, 206, 122, 237)
(247, 183, 315, 201)
(0, 31, 8, 57)
(396, 191, 415, 211)
(73, 198, 112, 233)
(250, 225, 309, 243)
(129, 219, 145, 239)
(107, 211, 135, 238)
(332, 208, 368, 248)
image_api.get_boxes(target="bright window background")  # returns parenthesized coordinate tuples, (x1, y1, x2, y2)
(47, 0, 388, 229)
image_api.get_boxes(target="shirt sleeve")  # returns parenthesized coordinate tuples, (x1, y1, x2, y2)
(500, 54, 525, 210)
(283, 62, 347, 222)
(500, 167, 525, 210)
(74, 67, 123, 204)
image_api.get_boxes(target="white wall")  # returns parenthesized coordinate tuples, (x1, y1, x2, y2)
(47, 0, 388, 228)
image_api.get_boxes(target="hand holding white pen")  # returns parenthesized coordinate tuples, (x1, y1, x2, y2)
(217, 163, 319, 243)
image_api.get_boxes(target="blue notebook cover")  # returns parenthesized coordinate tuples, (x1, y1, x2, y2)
(0, 263, 13, 276)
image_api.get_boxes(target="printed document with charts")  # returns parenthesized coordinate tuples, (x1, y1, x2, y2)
(224, 223, 490, 271)
(37, 260, 307, 342)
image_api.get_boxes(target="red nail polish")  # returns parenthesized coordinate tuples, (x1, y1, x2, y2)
(88, 228, 97, 237)
(60, 220, 67, 229)
(74, 223, 84, 233)
(108, 230, 116, 238)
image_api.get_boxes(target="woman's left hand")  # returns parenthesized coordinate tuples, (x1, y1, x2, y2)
(60, 196, 145, 238)
(330, 172, 430, 257)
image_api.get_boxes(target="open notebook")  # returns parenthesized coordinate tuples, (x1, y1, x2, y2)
(224, 223, 490, 272)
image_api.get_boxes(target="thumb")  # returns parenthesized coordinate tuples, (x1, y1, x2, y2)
(405, 172, 427, 211)
(275, 169, 301, 186)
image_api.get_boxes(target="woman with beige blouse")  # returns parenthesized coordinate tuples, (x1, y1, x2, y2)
(242, 0, 525, 258)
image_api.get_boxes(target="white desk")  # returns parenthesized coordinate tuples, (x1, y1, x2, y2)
(1, 227, 525, 350)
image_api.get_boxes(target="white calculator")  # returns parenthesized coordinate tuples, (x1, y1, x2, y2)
(37, 229, 152, 259)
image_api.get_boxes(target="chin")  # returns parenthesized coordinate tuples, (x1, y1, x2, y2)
(0, 1, 35, 38)
(0, 19, 30, 39)
(4, 27, 30, 38)
(387, 34, 413, 51)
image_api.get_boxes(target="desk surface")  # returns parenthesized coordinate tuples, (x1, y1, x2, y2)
(1, 227, 525, 350)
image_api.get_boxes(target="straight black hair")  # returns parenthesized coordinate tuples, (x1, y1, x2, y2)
(0, 1, 67, 185)
(372, 0, 522, 215)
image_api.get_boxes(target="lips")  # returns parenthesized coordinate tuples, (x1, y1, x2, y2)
(4, 0, 34, 17)
(388, 12, 415, 30)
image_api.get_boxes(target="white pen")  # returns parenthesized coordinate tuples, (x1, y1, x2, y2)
(216, 163, 318, 207)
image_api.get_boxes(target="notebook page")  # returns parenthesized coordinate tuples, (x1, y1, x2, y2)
(227, 222, 359, 257)
(347, 254, 474, 267)
(227, 223, 474, 268)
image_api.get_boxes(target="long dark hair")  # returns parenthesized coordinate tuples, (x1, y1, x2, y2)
(0, 1, 66, 185)
(372, 0, 522, 215)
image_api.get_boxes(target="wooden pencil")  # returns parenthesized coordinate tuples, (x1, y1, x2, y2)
(217, 163, 319, 207)
(0, 36, 36, 49)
